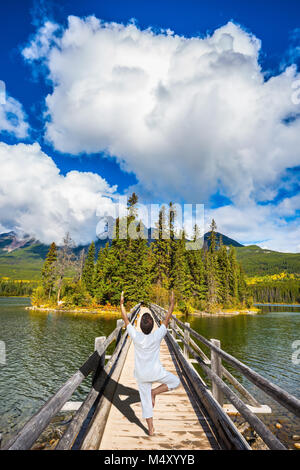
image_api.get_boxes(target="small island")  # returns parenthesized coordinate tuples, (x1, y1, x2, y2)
(22, 196, 255, 317)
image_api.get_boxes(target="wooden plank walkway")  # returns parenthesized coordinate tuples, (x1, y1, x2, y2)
(97, 307, 220, 450)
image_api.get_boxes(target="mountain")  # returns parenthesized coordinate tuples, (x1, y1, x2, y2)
(203, 231, 243, 248)
(0, 232, 49, 280)
(0, 231, 299, 280)
(0, 231, 36, 253)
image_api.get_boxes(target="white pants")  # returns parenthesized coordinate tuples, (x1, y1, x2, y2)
(137, 371, 180, 419)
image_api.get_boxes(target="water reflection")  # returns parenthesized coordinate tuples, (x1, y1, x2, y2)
(0, 298, 117, 444)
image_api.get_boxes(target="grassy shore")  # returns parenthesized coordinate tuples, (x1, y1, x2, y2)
(189, 307, 260, 317)
(27, 304, 121, 318)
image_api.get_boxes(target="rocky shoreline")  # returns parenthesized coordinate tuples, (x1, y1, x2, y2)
(189, 309, 259, 317)
(26, 305, 259, 317)
(26, 305, 120, 315)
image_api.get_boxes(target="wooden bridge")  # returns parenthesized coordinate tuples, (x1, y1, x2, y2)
(3, 304, 300, 451)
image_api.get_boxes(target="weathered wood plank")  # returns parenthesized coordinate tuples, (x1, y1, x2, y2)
(223, 404, 272, 415)
(211, 339, 224, 407)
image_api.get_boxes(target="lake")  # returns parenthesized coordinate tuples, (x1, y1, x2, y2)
(0, 298, 299, 449)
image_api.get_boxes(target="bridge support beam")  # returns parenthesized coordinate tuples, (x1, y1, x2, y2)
(171, 314, 177, 338)
(116, 319, 124, 345)
(184, 322, 190, 358)
(211, 338, 224, 406)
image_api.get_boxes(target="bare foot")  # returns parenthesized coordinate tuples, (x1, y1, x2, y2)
(151, 390, 156, 408)
(148, 426, 155, 436)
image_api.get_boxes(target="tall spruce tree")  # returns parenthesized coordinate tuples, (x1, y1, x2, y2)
(168, 202, 177, 289)
(237, 264, 248, 306)
(107, 217, 129, 303)
(172, 230, 192, 303)
(217, 241, 231, 307)
(124, 221, 151, 304)
(151, 205, 170, 290)
(55, 233, 76, 303)
(82, 241, 95, 295)
(93, 244, 106, 303)
(186, 225, 206, 301)
(42, 242, 57, 298)
(228, 245, 239, 304)
(205, 220, 220, 309)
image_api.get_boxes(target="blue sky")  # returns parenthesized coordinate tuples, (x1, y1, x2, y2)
(0, 0, 299, 250)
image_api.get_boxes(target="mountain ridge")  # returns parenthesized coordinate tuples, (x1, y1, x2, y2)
(0, 231, 299, 280)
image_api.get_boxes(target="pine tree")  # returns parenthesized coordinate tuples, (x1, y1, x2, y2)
(229, 245, 239, 304)
(82, 241, 95, 295)
(172, 230, 193, 303)
(168, 202, 178, 289)
(217, 243, 231, 307)
(205, 220, 220, 309)
(124, 221, 151, 304)
(94, 242, 110, 303)
(208, 219, 217, 252)
(41, 242, 57, 298)
(237, 264, 248, 306)
(55, 233, 76, 303)
(106, 217, 128, 303)
(187, 224, 206, 301)
(151, 206, 170, 290)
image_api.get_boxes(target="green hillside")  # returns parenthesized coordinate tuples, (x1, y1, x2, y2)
(236, 245, 300, 276)
(0, 242, 48, 280)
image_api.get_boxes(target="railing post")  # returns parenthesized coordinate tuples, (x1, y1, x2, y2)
(116, 319, 124, 345)
(172, 314, 177, 338)
(210, 338, 224, 406)
(94, 336, 106, 370)
(184, 322, 190, 358)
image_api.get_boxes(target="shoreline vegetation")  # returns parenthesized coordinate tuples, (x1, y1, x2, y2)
(25, 304, 260, 317)
(26, 304, 121, 317)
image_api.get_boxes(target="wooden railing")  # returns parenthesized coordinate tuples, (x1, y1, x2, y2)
(150, 303, 300, 450)
(3, 304, 140, 451)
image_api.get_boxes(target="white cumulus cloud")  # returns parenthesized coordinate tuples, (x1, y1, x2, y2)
(20, 16, 300, 251)
(22, 16, 300, 205)
(0, 92, 29, 138)
(0, 141, 117, 245)
(206, 201, 300, 253)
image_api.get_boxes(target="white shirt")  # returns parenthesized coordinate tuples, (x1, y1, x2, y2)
(127, 323, 167, 383)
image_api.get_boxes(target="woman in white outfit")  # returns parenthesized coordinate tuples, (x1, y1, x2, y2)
(120, 291, 180, 436)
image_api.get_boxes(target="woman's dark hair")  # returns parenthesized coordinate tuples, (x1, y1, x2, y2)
(140, 312, 154, 335)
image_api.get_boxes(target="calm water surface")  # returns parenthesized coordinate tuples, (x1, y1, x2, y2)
(0, 299, 299, 449)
